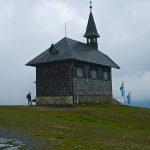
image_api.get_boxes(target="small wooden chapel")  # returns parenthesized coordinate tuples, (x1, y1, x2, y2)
(26, 1, 119, 105)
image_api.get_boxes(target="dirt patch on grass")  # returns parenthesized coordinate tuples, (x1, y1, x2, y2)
(0, 127, 46, 149)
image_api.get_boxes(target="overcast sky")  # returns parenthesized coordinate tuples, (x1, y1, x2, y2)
(0, 0, 150, 105)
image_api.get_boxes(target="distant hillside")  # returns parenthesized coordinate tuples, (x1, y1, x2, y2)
(0, 104, 150, 150)
(132, 100, 150, 108)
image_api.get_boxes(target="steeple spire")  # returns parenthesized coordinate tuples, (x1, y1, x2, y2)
(84, 1, 100, 50)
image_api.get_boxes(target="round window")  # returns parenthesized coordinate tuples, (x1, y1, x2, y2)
(104, 72, 108, 81)
(91, 70, 97, 79)
(77, 68, 83, 78)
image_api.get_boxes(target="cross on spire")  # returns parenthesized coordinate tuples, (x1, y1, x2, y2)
(89, 0, 92, 12)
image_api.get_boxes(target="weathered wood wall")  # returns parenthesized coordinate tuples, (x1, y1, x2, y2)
(36, 61, 73, 97)
(73, 79, 112, 95)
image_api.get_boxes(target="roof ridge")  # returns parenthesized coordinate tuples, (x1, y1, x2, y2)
(54, 37, 75, 59)
(55, 37, 106, 54)
(62, 37, 93, 48)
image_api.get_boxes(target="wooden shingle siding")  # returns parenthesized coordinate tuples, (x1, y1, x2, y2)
(36, 61, 73, 97)
(73, 79, 112, 95)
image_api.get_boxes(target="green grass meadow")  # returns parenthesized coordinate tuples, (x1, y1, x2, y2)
(0, 104, 150, 150)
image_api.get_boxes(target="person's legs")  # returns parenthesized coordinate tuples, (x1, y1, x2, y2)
(29, 99, 32, 106)
(28, 99, 32, 106)
(28, 100, 30, 106)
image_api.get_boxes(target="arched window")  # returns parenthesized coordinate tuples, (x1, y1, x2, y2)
(77, 68, 84, 78)
(72, 67, 84, 78)
(104, 72, 108, 81)
(91, 70, 97, 80)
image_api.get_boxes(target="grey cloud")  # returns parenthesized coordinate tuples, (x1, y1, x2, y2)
(0, 0, 150, 104)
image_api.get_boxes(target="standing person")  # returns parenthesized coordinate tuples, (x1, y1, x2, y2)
(26, 92, 32, 106)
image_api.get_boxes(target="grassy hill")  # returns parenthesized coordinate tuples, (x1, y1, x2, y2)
(0, 104, 150, 150)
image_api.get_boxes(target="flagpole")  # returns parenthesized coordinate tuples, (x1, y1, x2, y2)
(127, 91, 131, 106)
(123, 81, 126, 105)
(124, 89, 126, 105)
(120, 81, 126, 105)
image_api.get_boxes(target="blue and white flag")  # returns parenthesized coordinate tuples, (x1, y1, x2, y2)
(120, 81, 125, 97)
(127, 91, 131, 105)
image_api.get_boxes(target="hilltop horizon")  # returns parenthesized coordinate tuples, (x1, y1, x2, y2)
(0, 99, 150, 109)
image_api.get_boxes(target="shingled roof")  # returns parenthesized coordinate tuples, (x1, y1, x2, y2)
(26, 37, 119, 69)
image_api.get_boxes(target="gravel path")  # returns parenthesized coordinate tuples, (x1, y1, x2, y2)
(0, 127, 46, 149)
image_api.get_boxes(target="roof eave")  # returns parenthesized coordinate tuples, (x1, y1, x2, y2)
(25, 63, 36, 67)
(83, 33, 100, 38)
(26, 59, 120, 69)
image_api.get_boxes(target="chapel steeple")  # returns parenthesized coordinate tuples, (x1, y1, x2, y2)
(84, 0, 100, 50)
